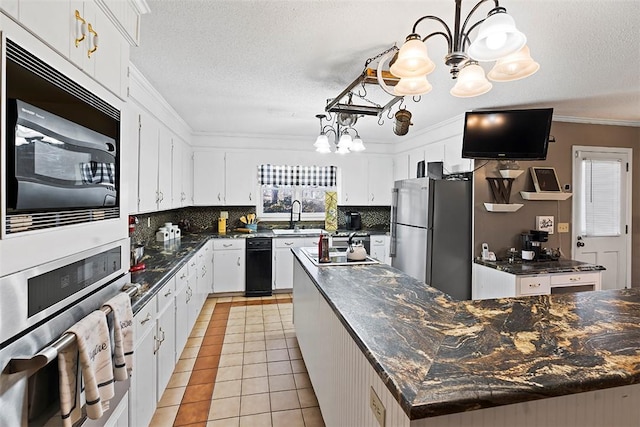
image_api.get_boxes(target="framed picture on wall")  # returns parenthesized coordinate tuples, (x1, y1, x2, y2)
(530, 167, 562, 192)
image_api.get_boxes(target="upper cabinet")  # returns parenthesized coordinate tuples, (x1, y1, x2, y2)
(172, 137, 193, 208)
(192, 151, 257, 206)
(193, 151, 225, 205)
(225, 152, 258, 206)
(339, 156, 393, 206)
(14, 0, 145, 99)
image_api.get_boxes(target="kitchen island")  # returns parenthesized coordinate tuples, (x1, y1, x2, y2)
(292, 249, 640, 426)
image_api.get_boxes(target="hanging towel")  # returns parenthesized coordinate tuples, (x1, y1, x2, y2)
(58, 311, 115, 426)
(102, 292, 134, 380)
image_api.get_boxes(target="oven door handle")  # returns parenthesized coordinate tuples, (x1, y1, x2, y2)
(5, 284, 140, 374)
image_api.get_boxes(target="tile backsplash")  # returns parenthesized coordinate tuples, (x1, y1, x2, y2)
(130, 205, 390, 245)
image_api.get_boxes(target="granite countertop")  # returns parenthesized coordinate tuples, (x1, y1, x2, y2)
(474, 257, 606, 275)
(129, 227, 390, 312)
(292, 249, 640, 420)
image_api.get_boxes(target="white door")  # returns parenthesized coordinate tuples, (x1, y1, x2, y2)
(572, 146, 632, 290)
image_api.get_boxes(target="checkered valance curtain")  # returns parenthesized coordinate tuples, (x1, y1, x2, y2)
(259, 165, 337, 187)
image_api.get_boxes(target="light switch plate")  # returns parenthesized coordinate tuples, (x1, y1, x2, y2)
(370, 387, 385, 427)
(558, 222, 570, 233)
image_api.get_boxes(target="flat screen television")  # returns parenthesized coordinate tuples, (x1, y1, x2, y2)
(461, 108, 553, 160)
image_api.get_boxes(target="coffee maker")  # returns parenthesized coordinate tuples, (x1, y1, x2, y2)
(345, 212, 362, 230)
(520, 230, 549, 260)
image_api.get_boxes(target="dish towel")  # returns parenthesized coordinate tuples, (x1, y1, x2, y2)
(57, 311, 115, 426)
(102, 292, 135, 380)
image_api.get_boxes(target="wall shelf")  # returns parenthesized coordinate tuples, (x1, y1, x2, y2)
(484, 203, 524, 212)
(499, 169, 524, 179)
(520, 191, 573, 201)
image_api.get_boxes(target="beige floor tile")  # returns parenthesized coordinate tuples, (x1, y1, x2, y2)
(217, 365, 244, 382)
(288, 347, 302, 360)
(262, 305, 279, 312)
(293, 372, 311, 389)
(283, 331, 297, 339)
(301, 407, 325, 427)
(244, 340, 266, 352)
(190, 327, 207, 337)
(285, 337, 298, 348)
(226, 325, 245, 334)
(243, 350, 267, 365)
(186, 336, 204, 347)
(219, 353, 244, 367)
(265, 339, 287, 350)
(232, 296, 249, 301)
(266, 349, 290, 363)
(167, 371, 191, 388)
(264, 331, 285, 340)
(261, 295, 277, 301)
(240, 392, 271, 416)
(212, 380, 242, 400)
(296, 387, 319, 408)
(245, 323, 265, 333)
(263, 314, 281, 323)
(209, 396, 241, 420)
(267, 361, 292, 376)
(149, 405, 179, 427)
(270, 390, 300, 412)
(223, 333, 245, 344)
(242, 362, 268, 379)
(158, 386, 185, 407)
(221, 342, 245, 354)
(174, 357, 196, 372)
(242, 376, 269, 395)
(207, 417, 240, 427)
(290, 359, 307, 374)
(215, 296, 233, 303)
(244, 332, 265, 342)
(180, 346, 199, 359)
(271, 408, 304, 427)
(228, 311, 246, 320)
(245, 316, 264, 325)
(263, 323, 283, 332)
(268, 374, 296, 392)
(239, 412, 272, 427)
(226, 318, 246, 327)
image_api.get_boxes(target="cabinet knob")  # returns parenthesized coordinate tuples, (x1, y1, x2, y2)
(139, 312, 152, 325)
(529, 283, 541, 288)
(87, 23, 98, 58)
(237, 257, 241, 266)
(74, 10, 87, 47)
(249, 192, 252, 201)
(164, 289, 172, 297)
(569, 277, 581, 282)
(217, 193, 221, 201)
(285, 242, 293, 246)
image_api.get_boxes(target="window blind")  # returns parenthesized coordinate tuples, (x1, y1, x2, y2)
(580, 158, 621, 236)
(259, 165, 337, 187)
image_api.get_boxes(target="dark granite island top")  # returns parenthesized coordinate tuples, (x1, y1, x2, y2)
(292, 249, 640, 421)
(474, 257, 605, 275)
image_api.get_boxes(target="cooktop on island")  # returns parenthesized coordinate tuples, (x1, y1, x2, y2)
(300, 247, 379, 266)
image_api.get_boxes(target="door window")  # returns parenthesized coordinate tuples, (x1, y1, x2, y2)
(579, 158, 621, 237)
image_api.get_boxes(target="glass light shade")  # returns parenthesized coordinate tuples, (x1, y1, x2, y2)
(450, 63, 492, 97)
(316, 144, 332, 154)
(338, 134, 353, 150)
(393, 75, 433, 96)
(314, 133, 329, 148)
(487, 45, 540, 81)
(389, 37, 435, 78)
(468, 11, 526, 61)
(350, 137, 365, 152)
(336, 144, 350, 154)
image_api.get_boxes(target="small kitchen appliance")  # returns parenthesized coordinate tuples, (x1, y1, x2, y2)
(345, 212, 362, 230)
(520, 230, 550, 260)
(346, 232, 368, 261)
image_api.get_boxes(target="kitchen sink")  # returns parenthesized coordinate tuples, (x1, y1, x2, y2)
(272, 228, 325, 236)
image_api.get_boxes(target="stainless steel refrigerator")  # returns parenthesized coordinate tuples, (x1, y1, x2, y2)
(390, 176, 472, 300)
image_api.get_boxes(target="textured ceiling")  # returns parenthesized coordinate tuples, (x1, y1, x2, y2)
(129, 0, 640, 144)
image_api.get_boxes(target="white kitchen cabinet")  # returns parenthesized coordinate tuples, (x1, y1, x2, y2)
(137, 109, 160, 212)
(213, 239, 246, 293)
(370, 234, 391, 264)
(174, 262, 191, 357)
(193, 150, 226, 205)
(197, 241, 214, 294)
(472, 264, 602, 300)
(185, 255, 201, 329)
(171, 137, 192, 208)
(103, 389, 128, 427)
(155, 278, 176, 402)
(156, 129, 173, 211)
(225, 152, 258, 206)
(339, 157, 368, 205)
(393, 154, 410, 182)
(18, 0, 70, 56)
(367, 157, 393, 205)
(443, 136, 473, 173)
(129, 297, 157, 427)
(273, 237, 318, 290)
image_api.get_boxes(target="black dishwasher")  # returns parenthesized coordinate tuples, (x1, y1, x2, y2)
(245, 237, 273, 297)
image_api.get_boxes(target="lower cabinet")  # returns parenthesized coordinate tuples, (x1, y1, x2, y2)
(197, 240, 214, 295)
(370, 235, 391, 264)
(129, 297, 157, 427)
(213, 239, 245, 293)
(472, 264, 602, 300)
(155, 278, 177, 400)
(273, 237, 317, 290)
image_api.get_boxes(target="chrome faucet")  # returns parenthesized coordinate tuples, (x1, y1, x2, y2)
(290, 200, 301, 229)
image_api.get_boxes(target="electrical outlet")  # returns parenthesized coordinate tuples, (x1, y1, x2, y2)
(147, 217, 151, 228)
(558, 223, 569, 233)
(370, 387, 386, 427)
(220, 211, 229, 219)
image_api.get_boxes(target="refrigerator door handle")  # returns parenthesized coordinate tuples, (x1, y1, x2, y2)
(390, 188, 399, 257)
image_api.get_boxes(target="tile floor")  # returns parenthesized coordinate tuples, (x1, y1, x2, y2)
(149, 293, 325, 427)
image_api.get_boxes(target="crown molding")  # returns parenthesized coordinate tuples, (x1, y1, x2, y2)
(553, 115, 640, 127)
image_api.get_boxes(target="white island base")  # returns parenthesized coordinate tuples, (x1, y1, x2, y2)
(293, 261, 639, 427)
